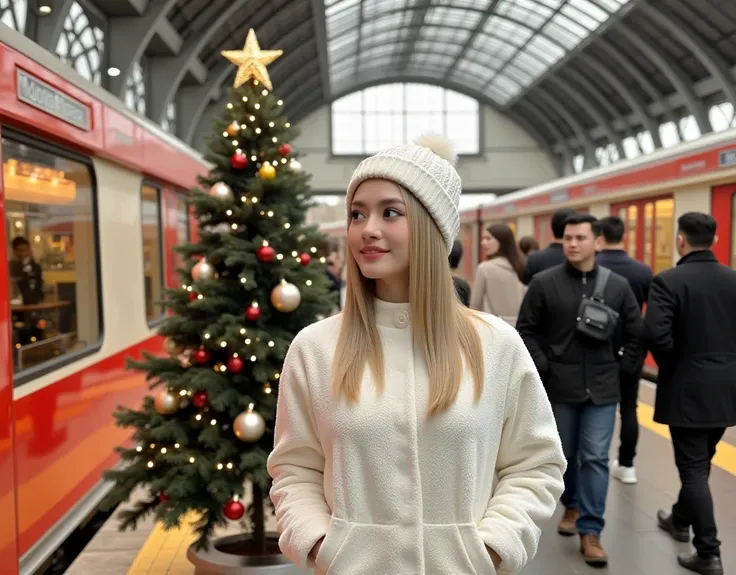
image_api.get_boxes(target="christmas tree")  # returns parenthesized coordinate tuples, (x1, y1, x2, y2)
(102, 29, 336, 554)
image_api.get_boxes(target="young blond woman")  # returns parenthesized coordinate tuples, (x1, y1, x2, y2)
(267, 136, 566, 574)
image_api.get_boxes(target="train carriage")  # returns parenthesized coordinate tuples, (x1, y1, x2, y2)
(0, 29, 208, 575)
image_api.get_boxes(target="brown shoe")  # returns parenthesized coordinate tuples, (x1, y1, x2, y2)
(580, 534, 608, 566)
(557, 508, 579, 536)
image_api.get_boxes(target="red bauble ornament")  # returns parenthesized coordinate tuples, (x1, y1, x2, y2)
(189, 291, 198, 302)
(193, 348, 211, 364)
(279, 143, 292, 156)
(227, 356, 244, 373)
(299, 253, 311, 266)
(230, 151, 248, 170)
(192, 391, 208, 408)
(223, 499, 245, 521)
(159, 494, 169, 503)
(245, 304, 261, 321)
(256, 245, 275, 263)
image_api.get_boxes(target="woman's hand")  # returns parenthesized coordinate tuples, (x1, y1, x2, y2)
(309, 537, 325, 561)
(486, 546, 502, 568)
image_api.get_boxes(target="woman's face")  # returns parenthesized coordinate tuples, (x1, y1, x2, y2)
(348, 179, 410, 285)
(480, 230, 499, 258)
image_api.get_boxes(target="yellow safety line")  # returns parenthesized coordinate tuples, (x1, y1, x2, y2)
(125, 405, 736, 575)
(636, 401, 736, 476)
(126, 511, 199, 574)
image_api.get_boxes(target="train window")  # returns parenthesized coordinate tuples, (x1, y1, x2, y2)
(612, 197, 674, 274)
(175, 192, 190, 269)
(3, 136, 101, 380)
(141, 184, 165, 322)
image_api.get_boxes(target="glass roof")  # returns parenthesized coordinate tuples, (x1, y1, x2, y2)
(324, 0, 632, 105)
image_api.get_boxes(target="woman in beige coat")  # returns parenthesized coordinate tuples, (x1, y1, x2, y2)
(471, 223, 527, 327)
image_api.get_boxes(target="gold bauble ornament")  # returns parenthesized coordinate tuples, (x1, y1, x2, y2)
(233, 405, 266, 442)
(154, 389, 180, 415)
(209, 181, 233, 201)
(164, 337, 185, 356)
(271, 280, 301, 312)
(258, 163, 276, 180)
(192, 259, 216, 281)
(226, 121, 240, 137)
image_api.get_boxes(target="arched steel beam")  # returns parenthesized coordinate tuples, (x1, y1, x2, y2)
(596, 38, 662, 107)
(531, 90, 597, 168)
(396, 0, 435, 75)
(560, 65, 620, 121)
(106, 0, 180, 98)
(309, 0, 331, 99)
(288, 72, 564, 170)
(506, 109, 564, 177)
(577, 53, 663, 147)
(546, 76, 624, 158)
(639, 2, 736, 107)
(34, 0, 76, 51)
(147, 0, 246, 124)
(514, 100, 574, 173)
(447, 0, 502, 76)
(615, 23, 709, 134)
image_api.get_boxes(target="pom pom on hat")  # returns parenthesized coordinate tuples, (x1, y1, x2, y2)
(413, 133, 458, 166)
(346, 134, 462, 254)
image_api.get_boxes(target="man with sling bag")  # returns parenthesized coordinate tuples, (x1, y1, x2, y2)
(517, 213, 643, 567)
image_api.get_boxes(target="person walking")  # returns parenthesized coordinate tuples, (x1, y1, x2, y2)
(470, 223, 526, 326)
(520, 207, 574, 285)
(596, 216, 652, 485)
(448, 239, 471, 306)
(516, 213, 642, 567)
(644, 212, 736, 575)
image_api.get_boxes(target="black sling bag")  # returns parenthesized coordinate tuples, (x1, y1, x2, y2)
(575, 266, 619, 342)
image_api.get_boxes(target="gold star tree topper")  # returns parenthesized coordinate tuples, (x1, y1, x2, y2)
(221, 29, 283, 91)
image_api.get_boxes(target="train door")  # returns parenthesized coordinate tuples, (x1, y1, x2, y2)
(711, 184, 736, 267)
(611, 196, 675, 274)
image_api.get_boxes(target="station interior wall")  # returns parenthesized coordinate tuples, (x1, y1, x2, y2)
(291, 105, 560, 204)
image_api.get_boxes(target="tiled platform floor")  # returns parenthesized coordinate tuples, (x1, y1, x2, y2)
(66, 383, 736, 575)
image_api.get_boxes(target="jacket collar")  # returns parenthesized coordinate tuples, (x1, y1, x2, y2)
(676, 249, 718, 266)
(598, 249, 626, 256)
(373, 297, 411, 329)
(565, 260, 598, 278)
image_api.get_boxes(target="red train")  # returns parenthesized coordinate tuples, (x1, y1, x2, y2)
(0, 29, 207, 574)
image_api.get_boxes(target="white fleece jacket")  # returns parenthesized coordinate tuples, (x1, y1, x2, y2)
(267, 299, 566, 575)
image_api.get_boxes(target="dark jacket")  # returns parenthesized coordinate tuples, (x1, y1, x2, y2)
(643, 250, 736, 428)
(596, 249, 652, 310)
(452, 275, 471, 307)
(521, 242, 566, 285)
(516, 262, 642, 405)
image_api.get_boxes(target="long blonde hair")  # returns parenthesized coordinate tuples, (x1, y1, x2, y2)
(331, 185, 485, 416)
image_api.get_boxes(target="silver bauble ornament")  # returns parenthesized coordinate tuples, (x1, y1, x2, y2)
(289, 159, 303, 173)
(163, 337, 185, 356)
(154, 389, 180, 415)
(209, 181, 233, 201)
(192, 259, 216, 281)
(271, 280, 301, 312)
(233, 407, 266, 442)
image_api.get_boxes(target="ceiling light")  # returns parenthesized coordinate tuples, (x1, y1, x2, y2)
(107, 67, 121, 77)
(39, 5, 52, 13)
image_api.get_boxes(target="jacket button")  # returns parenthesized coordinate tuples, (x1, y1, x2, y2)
(394, 311, 409, 328)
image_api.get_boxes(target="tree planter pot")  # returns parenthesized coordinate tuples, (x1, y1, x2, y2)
(187, 532, 310, 575)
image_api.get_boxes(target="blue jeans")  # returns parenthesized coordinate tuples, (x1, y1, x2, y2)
(551, 402, 617, 535)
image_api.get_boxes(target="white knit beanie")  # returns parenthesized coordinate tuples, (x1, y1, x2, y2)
(346, 135, 462, 254)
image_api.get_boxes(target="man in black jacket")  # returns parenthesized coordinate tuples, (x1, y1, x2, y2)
(596, 216, 652, 486)
(644, 212, 734, 575)
(517, 213, 642, 567)
(521, 207, 574, 284)
(449, 240, 471, 306)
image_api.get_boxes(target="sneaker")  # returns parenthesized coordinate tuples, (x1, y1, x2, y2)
(611, 459, 638, 484)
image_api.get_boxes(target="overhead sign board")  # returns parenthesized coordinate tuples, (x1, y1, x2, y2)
(16, 68, 91, 131)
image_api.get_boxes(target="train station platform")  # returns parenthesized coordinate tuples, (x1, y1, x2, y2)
(66, 381, 736, 575)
